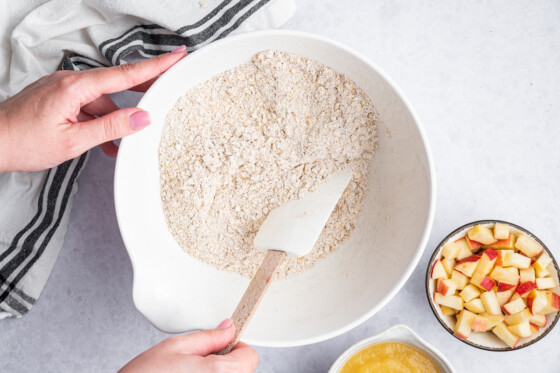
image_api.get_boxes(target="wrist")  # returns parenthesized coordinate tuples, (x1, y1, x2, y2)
(0, 105, 14, 173)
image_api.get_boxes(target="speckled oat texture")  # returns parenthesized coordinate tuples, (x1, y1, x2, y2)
(159, 50, 377, 279)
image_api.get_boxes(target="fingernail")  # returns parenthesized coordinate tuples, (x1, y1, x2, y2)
(217, 318, 233, 330)
(129, 110, 151, 130)
(171, 45, 186, 54)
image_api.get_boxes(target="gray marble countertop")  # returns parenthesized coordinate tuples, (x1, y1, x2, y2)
(2, 1, 560, 372)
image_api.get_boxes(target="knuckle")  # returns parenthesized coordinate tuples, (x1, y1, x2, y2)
(56, 73, 80, 92)
(102, 114, 123, 140)
(118, 61, 139, 76)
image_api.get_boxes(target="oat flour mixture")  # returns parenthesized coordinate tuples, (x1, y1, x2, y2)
(159, 50, 377, 279)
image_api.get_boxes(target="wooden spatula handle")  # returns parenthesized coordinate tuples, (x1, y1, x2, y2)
(217, 250, 287, 355)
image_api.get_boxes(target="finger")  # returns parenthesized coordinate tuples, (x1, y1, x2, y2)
(128, 76, 158, 92)
(168, 319, 236, 356)
(227, 342, 259, 371)
(82, 94, 119, 117)
(81, 46, 187, 101)
(99, 141, 119, 157)
(73, 107, 150, 154)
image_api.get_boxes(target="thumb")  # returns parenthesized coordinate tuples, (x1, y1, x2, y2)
(75, 107, 150, 152)
(173, 319, 235, 356)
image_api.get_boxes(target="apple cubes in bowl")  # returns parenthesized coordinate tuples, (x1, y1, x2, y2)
(427, 221, 560, 350)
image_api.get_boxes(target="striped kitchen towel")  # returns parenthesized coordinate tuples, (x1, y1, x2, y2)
(0, 0, 295, 319)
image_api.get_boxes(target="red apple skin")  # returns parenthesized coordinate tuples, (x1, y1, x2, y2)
(549, 292, 560, 310)
(516, 281, 537, 296)
(472, 318, 488, 332)
(497, 282, 517, 292)
(480, 276, 495, 292)
(501, 306, 511, 315)
(453, 332, 468, 341)
(456, 255, 482, 264)
(467, 238, 482, 251)
(484, 248, 498, 260)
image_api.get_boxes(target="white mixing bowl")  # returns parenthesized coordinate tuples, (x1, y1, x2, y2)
(114, 30, 435, 347)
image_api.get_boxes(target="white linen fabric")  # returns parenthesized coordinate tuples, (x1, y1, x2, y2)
(0, 0, 295, 319)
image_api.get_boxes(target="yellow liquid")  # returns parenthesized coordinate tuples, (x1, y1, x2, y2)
(340, 342, 440, 373)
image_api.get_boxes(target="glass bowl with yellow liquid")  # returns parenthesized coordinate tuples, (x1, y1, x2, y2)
(329, 325, 455, 373)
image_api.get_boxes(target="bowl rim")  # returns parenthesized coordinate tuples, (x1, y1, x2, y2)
(425, 219, 560, 351)
(328, 324, 455, 372)
(115, 29, 437, 347)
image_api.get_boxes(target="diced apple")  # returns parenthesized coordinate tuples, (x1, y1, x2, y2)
(504, 308, 532, 325)
(540, 291, 560, 315)
(497, 282, 517, 292)
(505, 267, 520, 276)
(515, 235, 544, 258)
(535, 263, 550, 278)
(520, 267, 536, 284)
(437, 278, 457, 296)
(535, 251, 553, 268)
(465, 298, 486, 314)
(497, 288, 516, 306)
(493, 223, 509, 240)
(468, 225, 498, 245)
(434, 293, 464, 310)
(502, 298, 526, 315)
(488, 234, 516, 250)
(495, 250, 514, 266)
(475, 248, 498, 275)
(466, 237, 482, 252)
(441, 257, 456, 277)
(516, 281, 537, 297)
(529, 313, 547, 327)
(471, 272, 495, 291)
(431, 259, 447, 280)
(508, 320, 532, 337)
(527, 290, 548, 315)
(454, 238, 473, 260)
(455, 255, 482, 277)
(510, 292, 525, 304)
(503, 252, 531, 269)
(453, 310, 477, 340)
(451, 270, 469, 290)
(534, 252, 553, 278)
(484, 314, 506, 329)
(536, 277, 557, 290)
(472, 315, 489, 332)
(481, 291, 502, 315)
(440, 305, 458, 316)
(529, 323, 540, 336)
(460, 284, 482, 302)
(490, 266, 519, 285)
(492, 322, 519, 348)
(442, 242, 462, 259)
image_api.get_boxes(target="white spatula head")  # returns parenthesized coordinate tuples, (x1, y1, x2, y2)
(254, 169, 353, 258)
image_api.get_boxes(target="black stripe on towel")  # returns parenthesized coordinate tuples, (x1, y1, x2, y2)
(0, 170, 51, 263)
(0, 154, 87, 304)
(0, 161, 71, 294)
(103, 0, 258, 63)
(176, 0, 235, 33)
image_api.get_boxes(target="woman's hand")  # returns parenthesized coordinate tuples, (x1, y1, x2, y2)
(0, 46, 187, 172)
(119, 319, 259, 373)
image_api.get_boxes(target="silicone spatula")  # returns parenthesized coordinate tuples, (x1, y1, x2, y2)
(218, 169, 352, 354)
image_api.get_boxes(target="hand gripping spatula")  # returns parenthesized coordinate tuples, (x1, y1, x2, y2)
(218, 169, 352, 354)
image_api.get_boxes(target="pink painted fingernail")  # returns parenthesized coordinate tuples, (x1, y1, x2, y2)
(172, 45, 186, 54)
(217, 318, 233, 330)
(129, 111, 151, 130)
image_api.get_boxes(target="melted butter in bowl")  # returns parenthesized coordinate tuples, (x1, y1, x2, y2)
(340, 342, 439, 373)
(329, 325, 454, 373)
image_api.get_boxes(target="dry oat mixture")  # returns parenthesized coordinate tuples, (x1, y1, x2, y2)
(159, 50, 377, 279)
